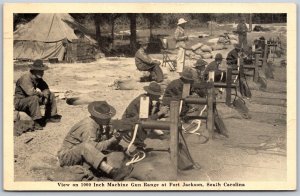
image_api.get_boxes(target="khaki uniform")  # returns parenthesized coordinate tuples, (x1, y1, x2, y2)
(57, 117, 117, 169)
(122, 94, 161, 148)
(174, 26, 187, 73)
(237, 22, 248, 49)
(14, 72, 57, 120)
(135, 48, 164, 83)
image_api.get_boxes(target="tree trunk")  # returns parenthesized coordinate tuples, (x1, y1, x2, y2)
(249, 13, 252, 32)
(111, 17, 115, 48)
(94, 14, 101, 47)
(129, 14, 137, 56)
(149, 15, 154, 38)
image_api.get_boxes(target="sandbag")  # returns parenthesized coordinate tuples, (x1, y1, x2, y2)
(230, 39, 238, 45)
(217, 37, 228, 44)
(14, 120, 34, 136)
(201, 52, 213, 59)
(185, 50, 194, 57)
(200, 45, 212, 52)
(114, 79, 137, 90)
(191, 43, 203, 51)
(228, 34, 238, 40)
(211, 44, 224, 51)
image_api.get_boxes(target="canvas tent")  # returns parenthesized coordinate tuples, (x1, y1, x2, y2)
(14, 13, 97, 61)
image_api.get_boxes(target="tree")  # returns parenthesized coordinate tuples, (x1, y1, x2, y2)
(128, 13, 137, 56)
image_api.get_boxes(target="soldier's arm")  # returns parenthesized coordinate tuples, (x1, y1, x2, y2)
(135, 49, 154, 64)
(81, 124, 118, 151)
(37, 79, 50, 98)
(19, 75, 43, 97)
(174, 29, 187, 41)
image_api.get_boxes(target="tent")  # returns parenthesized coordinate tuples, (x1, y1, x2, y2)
(14, 13, 97, 61)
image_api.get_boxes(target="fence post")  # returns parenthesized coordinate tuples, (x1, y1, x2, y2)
(207, 81, 215, 140)
(226, 67, 232, 106)
(170, 101, 180, 179)
(254, 53, 260, 82)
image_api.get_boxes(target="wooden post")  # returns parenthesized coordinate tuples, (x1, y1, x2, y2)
(226, 66, 232, 106)
(170, 101, 180, 179)
(249, 13, 252, 32)
(254, 53, 260, 82)
(262, 40, 268, 70)
(207, 81, 215, 140)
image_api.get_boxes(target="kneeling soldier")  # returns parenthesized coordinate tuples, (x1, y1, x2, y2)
(57, 101, 132, 181)
(122, 82, 169, 153)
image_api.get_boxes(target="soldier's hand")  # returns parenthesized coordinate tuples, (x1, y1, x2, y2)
(113, 130, 125, 141)
(43, 98, 49, 105)
(158, 106, 169, 116)
(42, 89, 51, 99)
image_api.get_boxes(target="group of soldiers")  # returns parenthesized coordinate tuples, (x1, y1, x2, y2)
(14, 17, 249, 181)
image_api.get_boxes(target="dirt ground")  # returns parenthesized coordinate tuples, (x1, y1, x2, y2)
(13, 26, 287, 181)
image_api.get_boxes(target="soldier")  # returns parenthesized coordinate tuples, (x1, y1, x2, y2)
(175, 18, 188, 73)
(193, 59, 208, 82)
(135, 39, 164, 83)
(57, 101, 133, 181)
(14, 59, 61, 130)
(204, 53, 226, 82)
(226, 44, 242, 68)
(122, 82, 169, 153)
(236, 17, 248, 50)
(162, 69, 228, 137)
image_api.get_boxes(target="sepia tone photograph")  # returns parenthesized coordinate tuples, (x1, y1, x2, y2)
(3, 3, 296, 191)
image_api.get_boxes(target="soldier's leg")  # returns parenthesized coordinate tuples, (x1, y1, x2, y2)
(15, 96, 43, 121)
(58, 143, 107, 170)
(176, 47, 185, 73)
(44, 92, 58, 118)
(58, 143, 132, 180)
(152, 64, 164, 83)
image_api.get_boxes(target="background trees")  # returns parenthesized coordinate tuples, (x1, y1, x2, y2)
(14, 13, 287, 56)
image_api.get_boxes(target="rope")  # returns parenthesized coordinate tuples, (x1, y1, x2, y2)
(126, 124, 139, 155)
(124, 123, 147, 165)
(179, 100, 183, 113)
(126, 151, 146, 166)
(182, 105, 207, 134)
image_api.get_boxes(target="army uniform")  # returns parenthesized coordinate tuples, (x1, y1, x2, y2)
(57, 117, 118, 168)
(135, 47, 164, 83)
(14, 72, 57, 121)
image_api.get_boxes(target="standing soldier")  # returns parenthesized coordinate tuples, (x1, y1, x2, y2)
(236, 17, 248, 50)
(14, 59, 61, 130)
(175, 18, 188, 74)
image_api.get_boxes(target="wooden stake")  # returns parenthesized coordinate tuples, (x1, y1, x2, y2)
(262, 40, 268, 71)
(254, 53, 260, 82)
(226, 67, 232, 106)
(207, 81, 215, 140)
(170, 101, 180, 180)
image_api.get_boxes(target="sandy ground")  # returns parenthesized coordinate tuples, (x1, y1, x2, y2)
(13, 29, 287, 181)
